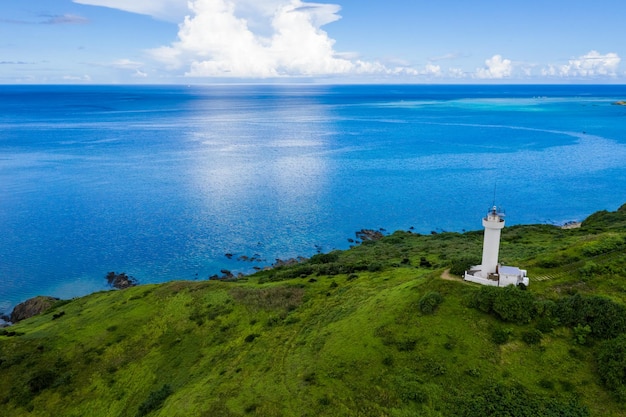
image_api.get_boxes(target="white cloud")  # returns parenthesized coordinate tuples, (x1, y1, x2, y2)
(147, 0, 434, 79)
(41, 14, 89, 24)
(447, 68, 466, 78)
(63, 74, 92, 82)
(558, 50, 621, 77)
(151, 0, 357, 78)
(475, 54, 512, 79)
(110, 59, 144, 70)
(72, 0, 189, 22)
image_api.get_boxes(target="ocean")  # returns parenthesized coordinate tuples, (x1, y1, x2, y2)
(1, 84, 626, 313)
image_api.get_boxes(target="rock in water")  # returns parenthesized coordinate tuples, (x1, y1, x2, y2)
(10, 296, 60, 323)
(106, 272, 138, 289)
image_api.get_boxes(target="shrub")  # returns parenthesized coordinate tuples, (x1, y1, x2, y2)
(449, 256, 480, 276)
(397, 381, 428, 403)
(491, 328, 512, 345)
(367, 262, 383, 272)
(419, 291, 444, 315)
(28, 370, 59, 394)
(597, 334, 626, 401)
(535, 317, 557, 334)
(244, 333, 260, 343)
(521, 329, 542, 345)
(382, 356, 394, 366)
(555, 294, 626, 340)
(454, 382, 590, 416)
(472, 285, 536, 324)
(396, 338, 417, 352)
(309, 252, 340, 264)
(573, 324, 592, 345)
(137, 384, 173, 417)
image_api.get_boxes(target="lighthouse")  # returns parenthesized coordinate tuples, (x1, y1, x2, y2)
(481, 206, 505, 275)
(464, 205, 530, 287)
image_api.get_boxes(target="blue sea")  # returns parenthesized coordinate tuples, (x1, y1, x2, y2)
(2, 84, 626, 313)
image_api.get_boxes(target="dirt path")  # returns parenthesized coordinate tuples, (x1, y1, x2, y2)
(440, 269, 463, 281)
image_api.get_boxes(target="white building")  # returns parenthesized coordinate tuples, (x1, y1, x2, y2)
(464, 206, 530, 287)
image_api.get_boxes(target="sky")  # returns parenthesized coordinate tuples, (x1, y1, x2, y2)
(1, 0, 625, 84)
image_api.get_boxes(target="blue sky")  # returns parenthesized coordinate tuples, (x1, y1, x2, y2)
(1, 0, 624, 83)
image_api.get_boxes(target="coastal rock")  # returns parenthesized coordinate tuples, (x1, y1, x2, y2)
(613, 100, 626, 106)
(106, 272, 138, 289)
(10, 296, 60, 323)
(355, 229, 384, 242)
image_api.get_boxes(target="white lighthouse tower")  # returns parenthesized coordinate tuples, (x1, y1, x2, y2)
(481, 206, 505, 276)
(464, 205, 529, 287)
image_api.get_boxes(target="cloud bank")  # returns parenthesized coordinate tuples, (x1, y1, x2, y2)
(149, 0, 403, 78)
(543, 50, 621, 78)
(72, 0, 623, 81)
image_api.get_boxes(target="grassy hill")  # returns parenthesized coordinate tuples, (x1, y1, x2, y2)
(2, 204, 626, 416)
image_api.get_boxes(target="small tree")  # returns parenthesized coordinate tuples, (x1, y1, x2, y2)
(419, 292, 444, 314)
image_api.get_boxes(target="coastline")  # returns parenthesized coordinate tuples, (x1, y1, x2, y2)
(1, 216, 588, 324)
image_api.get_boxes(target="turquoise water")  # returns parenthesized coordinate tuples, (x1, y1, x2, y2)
(1, 84, 626, 312)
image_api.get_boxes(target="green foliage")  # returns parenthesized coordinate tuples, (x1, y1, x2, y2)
(137, 384, 173, 417)
(309, 252, 340, 264)
(367, 262, 383, 272)
(5, 205, 626, 416)
(521, 329, 543, 345)
(28, 369, 60, 394)
(573, 324, 592, 345)
(581, 235, 625, 257)
(491, 328, 512, 345)
(471, 285, 536, 324)
(418, 291, 444, 314)
(449, 256, 480, 276)
(455, 382, 590, 417)
(597, 334, 626, 401)
(555, 294, 626, 340)
(244, 333, 260, 343)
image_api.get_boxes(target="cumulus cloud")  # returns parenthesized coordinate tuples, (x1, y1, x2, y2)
(145, 0, 430, 79)
(475, 54, 512, 79)
(149, 0, 356, 77)
(557, 50, 621, 77)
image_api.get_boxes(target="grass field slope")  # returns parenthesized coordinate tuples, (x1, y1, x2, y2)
(2, 204, 626, 417)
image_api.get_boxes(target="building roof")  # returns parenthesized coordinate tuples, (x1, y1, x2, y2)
(499, 266, 524, 275)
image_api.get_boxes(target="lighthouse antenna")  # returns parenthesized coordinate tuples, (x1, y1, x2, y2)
(492, 182, 497, 208)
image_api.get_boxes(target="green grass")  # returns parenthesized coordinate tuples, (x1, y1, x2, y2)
(2, 204, 626, 416)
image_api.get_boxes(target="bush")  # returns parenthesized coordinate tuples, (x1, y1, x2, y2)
(521, 329, 542, 345)
(491, 328, 512, 345)
(472, 285, 536, 324)
(449, 256, 480, 276)
(492, 286, 536, 324)
(573, 324, 591, 345)
(137, 384, 173, 417)
(367, 262, 383, 272)
(597, 334, 626, 401)
(244, 333, 260, 343)
(419, 292, 444, 314)
(455, 382, 590, 416)
(309, 252, 340, 264)
(555, 294, 626, 340)
(28, 370, 59, 394)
